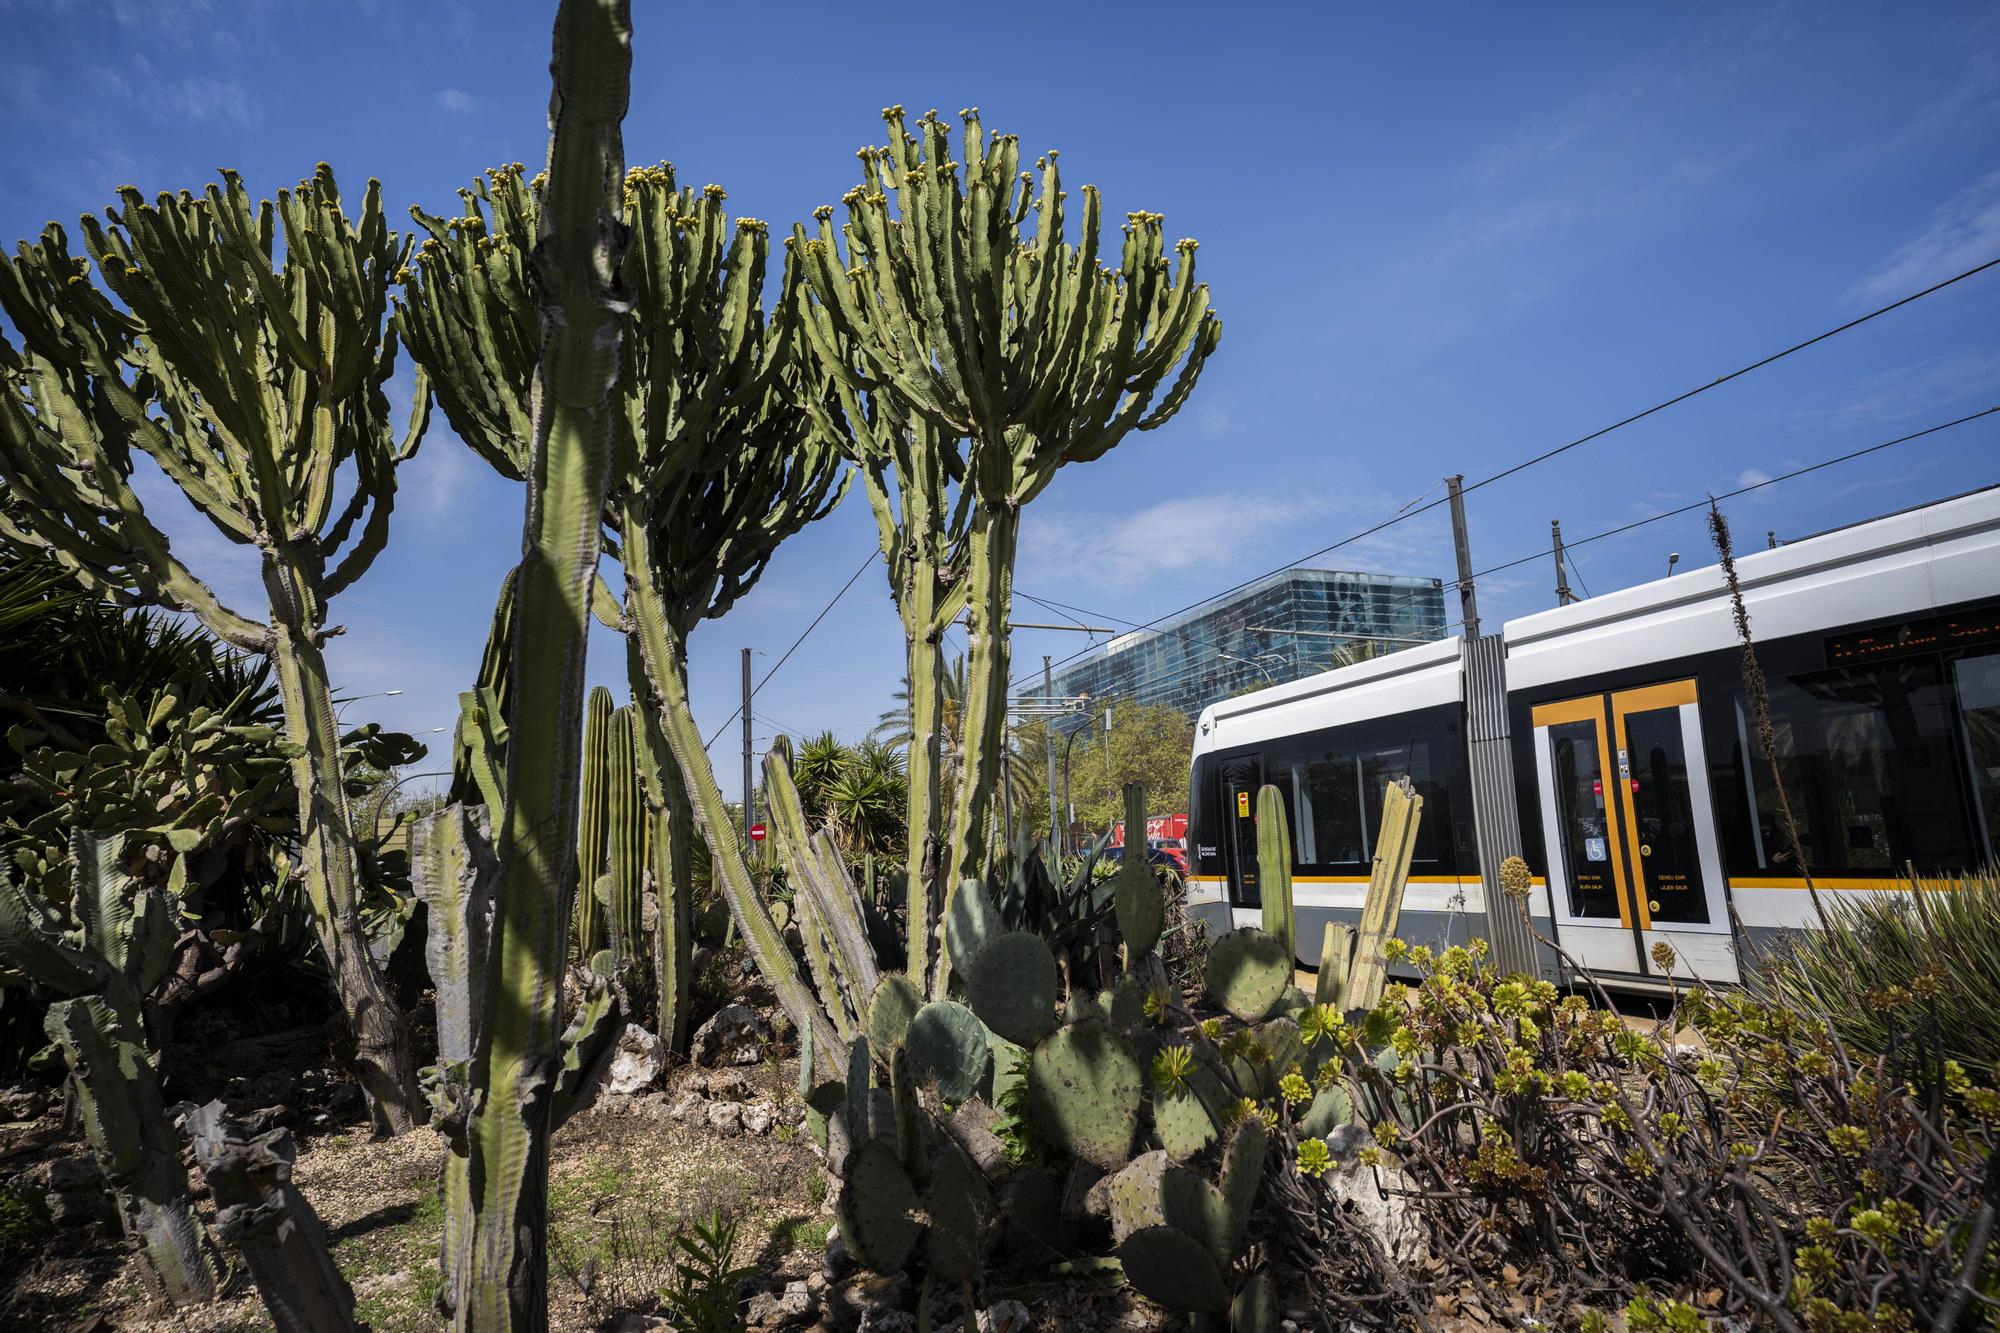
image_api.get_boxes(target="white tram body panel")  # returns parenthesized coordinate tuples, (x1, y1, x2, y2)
(1187, 486, 2000, 991)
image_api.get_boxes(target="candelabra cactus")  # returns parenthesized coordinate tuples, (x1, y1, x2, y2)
(399, 1, 637, 1327)
(791, 106, 1222, 910)
(400, 144, 849, 1078)
(0, 831, 222, 1304)
(0, 159, 432, 1133)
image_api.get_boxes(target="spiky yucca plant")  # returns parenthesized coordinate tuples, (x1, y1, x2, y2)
(1747, 872, 2000, 1070)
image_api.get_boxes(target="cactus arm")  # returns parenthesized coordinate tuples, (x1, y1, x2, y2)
(49, 996, 223, 1305)
(624, 511, 845, 1074)
(547, 975, 623, 1131)
(185, 1101, 361, 1333)
(942, 502, 1017, 893)
(574, 686, 613, 956)
(0, 871, 101, 994)
(763, 747, 879, 1005)
(603, 705, 645, 969)
(791, 882, 860, 1042)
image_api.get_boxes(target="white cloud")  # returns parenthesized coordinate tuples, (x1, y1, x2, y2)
(1738, 468, 1773, 488)
(87, 55, 254, 127)
(1023, 492, 1334, 593)
(1853, 169, 2000, 302)
(436, 88, 477, 115)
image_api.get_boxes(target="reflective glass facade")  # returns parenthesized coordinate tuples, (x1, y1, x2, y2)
(1048, 569, 1448, 718)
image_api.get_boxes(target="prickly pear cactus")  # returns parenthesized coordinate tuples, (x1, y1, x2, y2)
(964, 931, 1058, 1049)
(905, 1001, 991, 1105)
(1025, 1019, 1144, 1170)
(1205, 928, 1292, 1023)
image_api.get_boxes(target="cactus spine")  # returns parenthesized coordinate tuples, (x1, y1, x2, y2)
(0, 832, 222, 1303)
(0, 163, 431, 1134)
(1256, 784, 1296, 961)
(792, 108, 1222, 909)
(575, 685, 615, 955)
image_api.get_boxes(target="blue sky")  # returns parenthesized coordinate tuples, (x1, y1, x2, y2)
(4, 1, 1997, 800)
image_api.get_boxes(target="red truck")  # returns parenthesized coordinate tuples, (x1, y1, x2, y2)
(1110, 813, 1189, 872)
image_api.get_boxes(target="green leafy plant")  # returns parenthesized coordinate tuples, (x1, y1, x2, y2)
(661, 1211, 755, 1333)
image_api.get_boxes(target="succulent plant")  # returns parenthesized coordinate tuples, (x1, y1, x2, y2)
(0, 831, 221, 1304)
(1113, 783, 1165, 960)
(0, 156, 431, 1134)
(574, 686, 615, 955)
(1114, 1118, 1270, 1321)
(1204, 928, 1293, 1024)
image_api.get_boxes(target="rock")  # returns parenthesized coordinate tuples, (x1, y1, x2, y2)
(43, 1155, 115, 1230)
(669, 1092, 706, 1123)
(706, 1101, 744, 1137)
(979, 1301, 1033, 1333)
(680, 1070, 711, 1096)
(706, 1068, 751, 1102)
(823, 1272, 910, 1331)
(747, 1279, 816, 1328)
(638, 1092, 673, 1121)
(239, 1104, 297, 1136)
(325, 1082, 366, 1122)
(742, 1101, 776, 1135)
(0, 1086, 52, 1121)
(612, 1314, 674, 1332)
(862, 1315, 915, 1333)
(691, 1003, 771, 1067)
(1326, 1151, 1425, 1263)
(608, 1024, 666, 1095)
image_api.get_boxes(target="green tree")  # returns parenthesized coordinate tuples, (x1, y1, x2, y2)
(1013, 701, 1195, 841)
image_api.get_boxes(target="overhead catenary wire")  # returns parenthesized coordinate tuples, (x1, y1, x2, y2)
(1016, 404, 1998, 680)
(1008, 253, 2000, 690)
(703, 548, 879, 749)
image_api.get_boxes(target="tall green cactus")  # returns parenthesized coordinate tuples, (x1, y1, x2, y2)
(598, 703, 645, 971)
(415, 1, 636, 1326)
(1256, 785, 1296, 962)
(402, 152, 851, 1072)
(793, 106, 1221, 945)
(0, 163, 432, 1133)
(575, 685, 615, 955)
(0, 832, 222, 1303)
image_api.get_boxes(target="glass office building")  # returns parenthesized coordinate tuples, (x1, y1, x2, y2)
(1047, 569, 1448, 719)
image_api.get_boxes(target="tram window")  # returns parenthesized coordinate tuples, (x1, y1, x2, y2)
(1360, 742, 1441, 863)
(1298, 751, 1366, 865)
(1550, 720, 1620, 919)
(1954, 651, 2000, 862)
(1737, 661, 1970, 873)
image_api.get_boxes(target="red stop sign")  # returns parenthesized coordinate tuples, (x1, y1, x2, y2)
(748, 822, 767, 842)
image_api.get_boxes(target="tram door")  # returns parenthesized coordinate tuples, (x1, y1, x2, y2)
(1530, 681, 1738, 984)
(1219, 755, 1264, 909)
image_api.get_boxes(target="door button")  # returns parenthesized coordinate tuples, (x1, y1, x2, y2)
(1648, 900, 1661, 913)
(1640, 843, 1652, 857)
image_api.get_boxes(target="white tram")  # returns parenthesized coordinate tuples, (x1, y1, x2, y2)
(1185, 485, 2000, 990)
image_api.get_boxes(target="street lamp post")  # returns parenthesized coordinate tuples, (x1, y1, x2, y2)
(333, 687, 403, 722)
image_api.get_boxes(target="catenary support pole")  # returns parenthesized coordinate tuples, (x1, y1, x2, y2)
(741, 647, 754, 844)
(1447, 475, 1480, 639)
(1552, 519, 1575, 607)
(1044, 656, 1062, 863)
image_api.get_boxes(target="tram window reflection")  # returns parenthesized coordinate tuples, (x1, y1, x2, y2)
(1737, 661, 1969, 873)
(1954, 651, 2000, 863)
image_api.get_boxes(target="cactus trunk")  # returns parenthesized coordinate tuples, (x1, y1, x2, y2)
(944, 504, 1019, 905)
(625, 516, 845, 1074)
(266, 562, 423, 1135)
(444, 2, 632, 1328)
(903, 575, 945, 984)
(629, 643, 691, 1051)
(1256, 784, 1296, 962)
